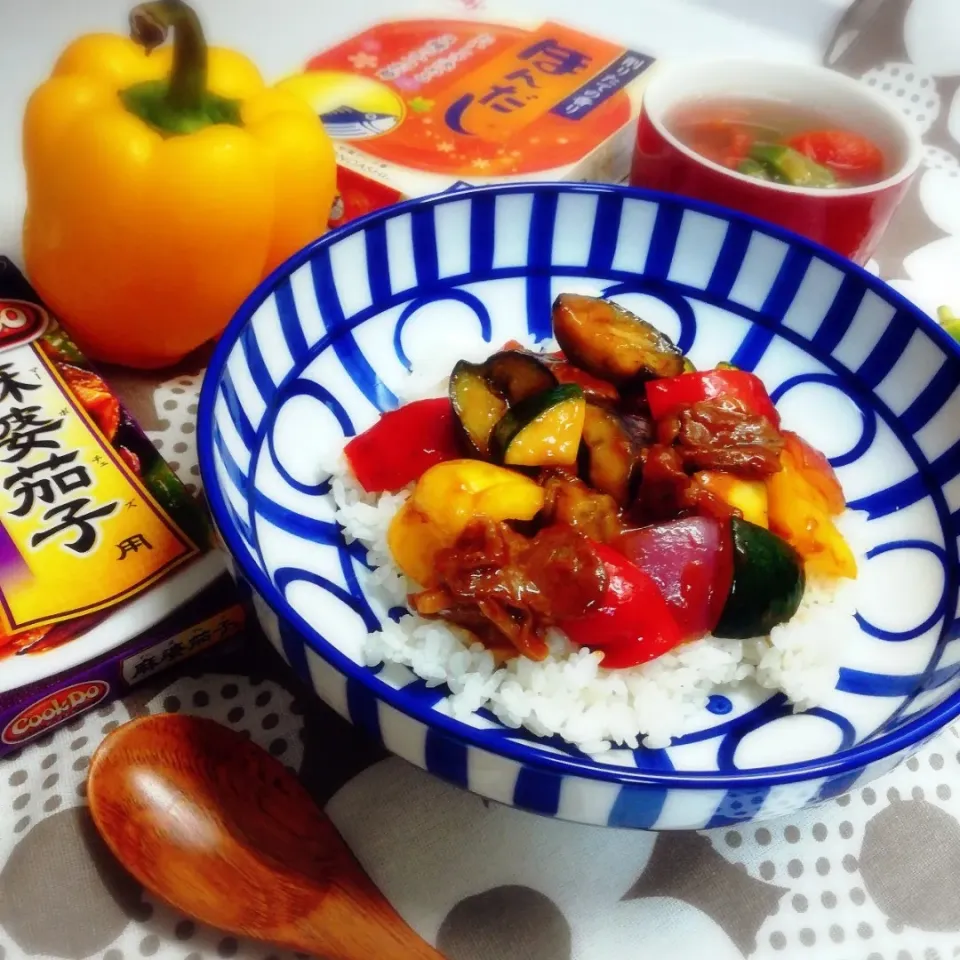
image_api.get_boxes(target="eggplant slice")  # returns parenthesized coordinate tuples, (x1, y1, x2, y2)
(579, 403, 640, 504)
(450, 360, 508, 457)
(484, 350, 557, 403)
(552, 293, 685, 384)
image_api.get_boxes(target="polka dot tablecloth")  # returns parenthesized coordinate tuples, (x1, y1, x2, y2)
(6, 636, 960, 960)
(7, 2, 960, 959)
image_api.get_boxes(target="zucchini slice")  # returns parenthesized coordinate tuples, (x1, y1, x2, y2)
(449, 360, 508, 457)
(484, 350, 557, 403)
(491, 384, 586, 467)
(579, 403, 638, 504)
(713, 517, 805, 639)
(552, 293, 685, 384)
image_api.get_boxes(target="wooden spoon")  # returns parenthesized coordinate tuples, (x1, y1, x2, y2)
(87, 713, 444, 960)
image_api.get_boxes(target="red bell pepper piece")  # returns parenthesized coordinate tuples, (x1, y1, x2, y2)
(787, 130, 884, 185)
(560, 543, 685, 668)
(616, 516, 733, 641)
(645, 368, 780, 426)
(345, 398, 461, 493)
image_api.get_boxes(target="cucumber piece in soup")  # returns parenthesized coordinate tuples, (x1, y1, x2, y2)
(749, 143, 836, 188)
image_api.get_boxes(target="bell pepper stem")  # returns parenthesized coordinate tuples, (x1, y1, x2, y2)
(122, 0, 239, 134)
(129, 0, 207, 114)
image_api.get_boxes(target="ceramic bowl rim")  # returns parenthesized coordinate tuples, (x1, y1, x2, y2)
(198, 180, 960, 790)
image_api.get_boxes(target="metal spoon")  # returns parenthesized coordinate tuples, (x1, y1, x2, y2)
(87, 712, 444, 959)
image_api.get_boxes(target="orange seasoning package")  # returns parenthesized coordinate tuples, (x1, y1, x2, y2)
(278, 19, 658, 225)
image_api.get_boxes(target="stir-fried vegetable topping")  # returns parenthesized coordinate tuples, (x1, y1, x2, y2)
(345, 293, 854, 667)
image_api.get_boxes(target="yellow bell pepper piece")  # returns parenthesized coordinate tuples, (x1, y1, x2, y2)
(387, 501, 449, 588)
(388, 460, 545, 585)
(767, 449, 857, 579)
(22, 1, 336, 369)
(412, 460, 546, 536)
(694, 471, 769, 528)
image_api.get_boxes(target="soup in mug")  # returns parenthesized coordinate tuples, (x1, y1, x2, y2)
(666, 97, 888, 189)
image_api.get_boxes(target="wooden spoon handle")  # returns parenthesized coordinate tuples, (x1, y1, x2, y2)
(284, 805, 444, 960)
(298, 869, 446, 960)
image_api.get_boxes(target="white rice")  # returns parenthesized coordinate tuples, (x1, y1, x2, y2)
(323, 349, 866, 752)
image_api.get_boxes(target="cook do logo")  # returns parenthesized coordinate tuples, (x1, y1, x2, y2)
(0, 299, 50, 353)
(2, 680, 110, 744)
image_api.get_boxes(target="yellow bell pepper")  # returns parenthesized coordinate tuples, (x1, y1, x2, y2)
(387, 501, 452, 588)
(23, 1, 337, 369)
(388, 460, 545, 585)
(694, 471, 769, 528)
(766, 435, 857, 579)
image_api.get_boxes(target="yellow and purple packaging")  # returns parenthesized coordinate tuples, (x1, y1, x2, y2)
(0, 258, 244, 754)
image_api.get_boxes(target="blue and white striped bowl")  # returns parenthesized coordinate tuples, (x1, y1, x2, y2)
(198, 183, 960, 830)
